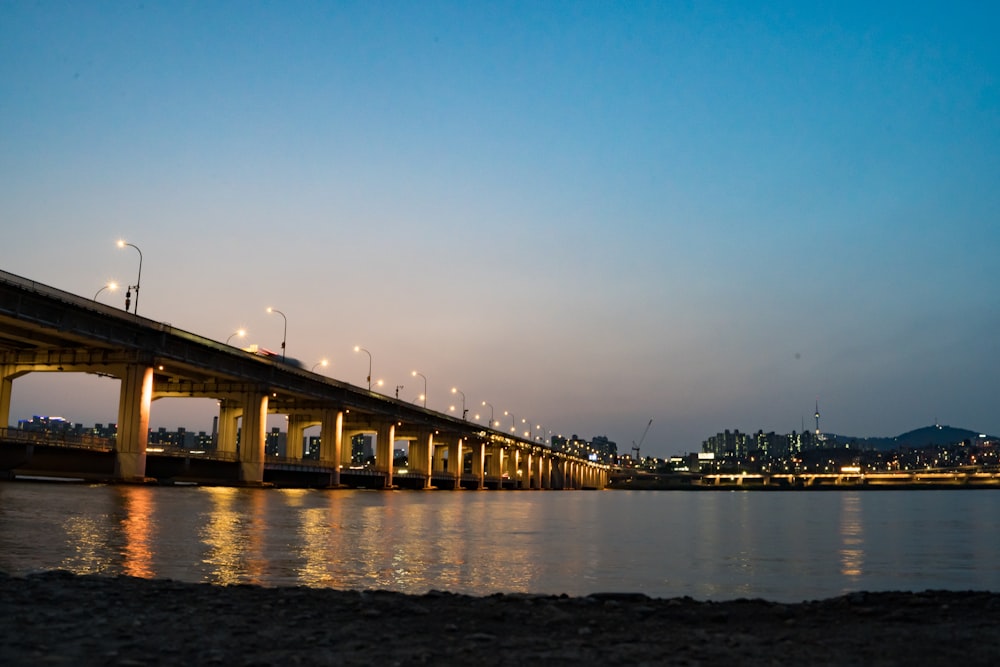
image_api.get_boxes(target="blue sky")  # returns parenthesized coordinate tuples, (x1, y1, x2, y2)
(2, 1, 998, 456)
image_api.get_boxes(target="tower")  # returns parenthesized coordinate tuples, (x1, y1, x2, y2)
(814, 399, 821, 436)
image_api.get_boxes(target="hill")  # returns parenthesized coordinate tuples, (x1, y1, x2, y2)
(827, 425, 993, 451)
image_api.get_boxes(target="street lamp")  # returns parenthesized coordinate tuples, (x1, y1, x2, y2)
(354, 346, 372, 390)
(226, 329, 247, 345)
(451, 387, 467, 420)
(481, 401, 495, 427)
(504, 410, 516, 433)
(116, 240, 142, 314)
(93, 281, 118, 301)
(411, 370, 427, 407)
(311, 359, 329, 372)
(266, 308, 287, 360)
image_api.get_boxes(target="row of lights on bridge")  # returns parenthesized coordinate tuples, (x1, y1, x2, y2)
(96, 239, 556, 444)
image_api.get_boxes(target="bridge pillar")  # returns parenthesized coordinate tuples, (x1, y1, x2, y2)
(470, 440, 485, 490)
(216, 400, 241, 455)
(409, 431, 433, 489)
(541, 456, 552, 489)
(506, 448, 519, 488)
(374, 421, 395, 488)
(553, 458, 566, 489)
(432, 441, 447, 474)
(519, 450, 531, 489)
(448, 438, 464, 489)
(286, 415, 308, 459)
(0, 365, 19, 428)
(238, 392, 268, 484)
(485, 443, 502, 488)
(114, 364, 153, 481)
(318, 410, 343, 486)
(532, 452, 543, 489)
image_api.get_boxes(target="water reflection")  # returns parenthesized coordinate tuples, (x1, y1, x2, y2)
(119, 486, 155, 578)
(2, 484, 998, 602)
(198, 486, 266, 585)
(61, 514, 114, 575)
(839, 493, 865, 579)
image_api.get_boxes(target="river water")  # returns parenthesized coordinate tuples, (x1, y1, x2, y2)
(0, 482, 997, 602)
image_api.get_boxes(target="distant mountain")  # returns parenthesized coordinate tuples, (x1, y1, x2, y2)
(826, 425, 994, 451)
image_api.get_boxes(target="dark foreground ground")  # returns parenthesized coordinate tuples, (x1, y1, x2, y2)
(2, 571, 998, 666)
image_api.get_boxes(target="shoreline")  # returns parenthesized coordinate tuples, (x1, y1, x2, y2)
(2, 571, 999, 665)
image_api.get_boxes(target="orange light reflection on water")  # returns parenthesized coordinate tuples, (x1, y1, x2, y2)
(839, 493, 865, 578)
(120, 486, 155, 578)
(198, 487, 267, 585)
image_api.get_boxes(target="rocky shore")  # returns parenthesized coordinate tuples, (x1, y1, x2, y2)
(2, 571, 999, 666)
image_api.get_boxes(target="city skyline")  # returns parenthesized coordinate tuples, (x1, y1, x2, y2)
(2, 3, 998, 457)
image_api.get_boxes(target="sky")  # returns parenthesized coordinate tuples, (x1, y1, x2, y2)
(1, 1, 998, 457)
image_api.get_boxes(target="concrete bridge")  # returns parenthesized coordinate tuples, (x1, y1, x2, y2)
(0, 270, 608, 489)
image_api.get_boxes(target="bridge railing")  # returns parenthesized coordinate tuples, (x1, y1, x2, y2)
(0, 427, 114, 451)
(145, 445, 238, 462)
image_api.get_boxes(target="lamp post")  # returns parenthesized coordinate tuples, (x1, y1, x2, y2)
(266, 308, 287, 360)
(354, 346, 372, 390)
(311, 359, 329, 373)
(226, 329, 247, 345)
(504, 410, 516, 433)
(411, 370, 427, 407)
(93, 281, 118, 301)
(481, 401, 495, 428)
(451, 387, 467, 420)
(116, 240, 142, 314)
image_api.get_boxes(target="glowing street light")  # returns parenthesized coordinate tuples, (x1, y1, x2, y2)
(412, 370, 427, 407)
(354, 346, 372, 390)
(481, 401, 495, 427)
(226, 329, 247, 345)
(93, 281, 118, 301)
(504, 410, 516, 433)
(451, 387, 467, 420)
(116, 239, 142, 314)
(311, 359, 329, 373)
(266, 307, 287, 360)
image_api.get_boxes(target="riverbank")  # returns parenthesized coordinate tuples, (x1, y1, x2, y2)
(2, 571, 998, 666)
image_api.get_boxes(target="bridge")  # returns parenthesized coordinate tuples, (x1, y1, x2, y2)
(0, 270, 608, 489)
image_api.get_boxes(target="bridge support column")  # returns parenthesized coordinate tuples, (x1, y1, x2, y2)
(433, 441, 447, 474)
(114, 364, 153, 481)
(238, 392, 268, 484)
(375, 421, 395, 488)
(448, 438, 464, 489)
(0, 365, 18, 429)
(470, 440, 485, 490)
(216, 400, 241, 455)
(320, 410, 343, 487)
(519, 450, 531, 489)
(409, 431, 433, 489)
(507, 449, 519, 488)
(532, 453, 543, 489)
(286, 415, 309, 459)
(485, 443, 502, 488)
(541, 456, 552, 489)
(552, 459, 565, 489)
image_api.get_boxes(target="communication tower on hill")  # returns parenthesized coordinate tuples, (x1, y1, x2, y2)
(814, 399, 821, 436)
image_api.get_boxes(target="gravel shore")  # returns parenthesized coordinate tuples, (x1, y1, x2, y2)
(2, 571, 998, 666)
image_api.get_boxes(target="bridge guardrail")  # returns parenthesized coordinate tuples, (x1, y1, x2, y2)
(0, 427, 114, 451)
(145, 445, 238, 461)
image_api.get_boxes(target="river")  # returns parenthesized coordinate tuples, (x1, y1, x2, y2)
(1, 482, 997, 603)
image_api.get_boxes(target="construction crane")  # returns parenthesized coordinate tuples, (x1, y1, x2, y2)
(632, 418, 653, 463)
